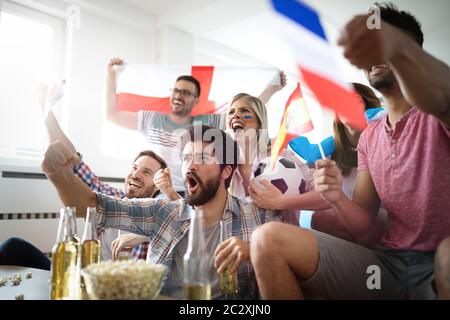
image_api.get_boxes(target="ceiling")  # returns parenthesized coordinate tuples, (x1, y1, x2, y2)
(117, 0, 450, 67)
(120, 0, 174, 15)
(71, 0, 450, 81)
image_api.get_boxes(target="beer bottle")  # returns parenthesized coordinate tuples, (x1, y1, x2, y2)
(183, 208, 211, 300)
(68, 207, 80, 243)
(219, 219, 238, 298)
(81, 207, 100, 268)
(50, 208, 80, 299)
(80, 207, 100, 299)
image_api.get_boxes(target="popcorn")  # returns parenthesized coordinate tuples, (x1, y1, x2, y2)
(82, 260, 166, 300)
(10, 274, 22, 286)
(15, 294, 24, 300)
(0, 277, 7, 287)
(25, 273, 32, 279)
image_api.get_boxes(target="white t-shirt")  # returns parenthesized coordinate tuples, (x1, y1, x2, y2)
(98, 228, 119, 261)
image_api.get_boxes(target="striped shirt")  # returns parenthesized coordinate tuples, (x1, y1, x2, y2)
(96, 192, 297, 299)
(137, 110, 225, 192)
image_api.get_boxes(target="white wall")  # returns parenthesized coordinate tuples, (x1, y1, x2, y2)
(66, 9, 155, 177)
(0, 0, 156, 251)
(0, 0, 156, 209)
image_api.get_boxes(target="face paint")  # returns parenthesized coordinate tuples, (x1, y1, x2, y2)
(243, 115, 253, 120)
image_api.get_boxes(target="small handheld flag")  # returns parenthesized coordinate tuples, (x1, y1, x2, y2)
(271, 82, 314, 168)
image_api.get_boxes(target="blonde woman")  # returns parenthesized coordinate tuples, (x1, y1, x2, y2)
(226, 93, 327, 218)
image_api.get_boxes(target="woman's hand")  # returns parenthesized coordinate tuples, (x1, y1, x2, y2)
(248, 179, 286, 210)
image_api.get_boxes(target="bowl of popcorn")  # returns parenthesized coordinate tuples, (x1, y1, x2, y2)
(81, 260, 166, 300)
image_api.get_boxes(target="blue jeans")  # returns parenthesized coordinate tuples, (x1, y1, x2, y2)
(0, 237, 50, 270)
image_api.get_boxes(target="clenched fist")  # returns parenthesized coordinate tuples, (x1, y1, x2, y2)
(337, 14, 411, 69)
(41, 140, 80, 176)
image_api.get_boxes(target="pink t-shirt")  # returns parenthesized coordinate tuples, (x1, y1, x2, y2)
(358, 107, 450, 251)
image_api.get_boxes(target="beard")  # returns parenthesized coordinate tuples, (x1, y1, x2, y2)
(185, 172, 221, 206)
(369, 71, 397, 91)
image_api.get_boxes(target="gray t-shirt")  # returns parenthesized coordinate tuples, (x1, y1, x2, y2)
(137, 111, 225, 192)
(163, 222, 221, 299)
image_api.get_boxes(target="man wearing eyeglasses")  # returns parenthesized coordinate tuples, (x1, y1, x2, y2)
(104, 58, 225, 196)
(104, 57, 285, 196)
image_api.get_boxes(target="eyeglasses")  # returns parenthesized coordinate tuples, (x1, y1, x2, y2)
(170, 88, 197, 98)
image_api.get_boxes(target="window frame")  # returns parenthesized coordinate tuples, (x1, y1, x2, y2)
(0, 0, 65, 173)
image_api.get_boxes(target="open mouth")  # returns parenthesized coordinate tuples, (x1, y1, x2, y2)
(370, 64, 387, 76)
(186, 173, 200, 194)
(231, 121, 244, 131)
(128, 180, 142, 189)
(172, 99, 184, 106)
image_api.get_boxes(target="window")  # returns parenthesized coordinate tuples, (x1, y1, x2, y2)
(0, 2, 64, 167)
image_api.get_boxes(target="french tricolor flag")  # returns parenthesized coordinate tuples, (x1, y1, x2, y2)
(271, 0, 367, 131)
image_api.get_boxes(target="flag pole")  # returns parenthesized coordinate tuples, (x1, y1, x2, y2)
(318, 143, 326, 160)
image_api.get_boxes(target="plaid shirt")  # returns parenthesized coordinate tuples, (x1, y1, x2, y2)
(96, 192, 297, 299)
(73, 157, 148, 260)
(73, 157, 125, 198)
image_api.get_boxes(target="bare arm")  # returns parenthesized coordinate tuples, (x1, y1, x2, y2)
(389, 42, 450, 127)
(42, 141, 164, 231)
(104, 58, 138, 130)
(45, 110, 76, 153)
(257, 70, 287, 104)
(45, 110, 125, 197)
(249, 179, 329, 211)
(339, 15, 450, 127)
(314, 160, 380, 239)
(312, 206, 387, 248)
(41, 141, 97, 217)
(311, 208, 356, 241)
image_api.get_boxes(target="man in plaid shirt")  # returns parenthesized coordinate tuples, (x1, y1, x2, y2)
(42, 125, 299, 299)
(44, 110, 172, 260)
(72, 152, 167, 260)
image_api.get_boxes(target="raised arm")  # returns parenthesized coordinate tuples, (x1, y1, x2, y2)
(45, 110, 77, 153)
(44, 110, 125, 198)
(314, 159, 380, 240)
(104, 57, 138, 130)
(338, 14, 450, 127)
(41, 140, 97, 217)
(257, 70, 287, 104)
(389, 38, 450, 127)
(42, 141, 164, 232)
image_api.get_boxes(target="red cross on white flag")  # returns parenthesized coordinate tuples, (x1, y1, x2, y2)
(115, 65, 279, 115)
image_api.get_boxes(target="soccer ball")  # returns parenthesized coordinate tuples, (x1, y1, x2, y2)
(252, 157, 306, 196)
